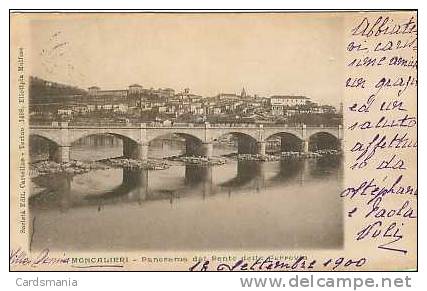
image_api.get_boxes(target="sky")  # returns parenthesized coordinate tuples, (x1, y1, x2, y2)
(30, 13, 344, 107)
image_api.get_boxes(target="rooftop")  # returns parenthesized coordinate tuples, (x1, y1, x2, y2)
(270, 95, 309, 99)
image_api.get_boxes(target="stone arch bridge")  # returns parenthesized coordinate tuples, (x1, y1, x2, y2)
(30, 122, 343, 163)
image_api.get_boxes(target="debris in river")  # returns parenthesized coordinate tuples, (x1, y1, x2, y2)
(223, 150, 341, 161)
(102, 157, 170, 170)
(30, 160, 109, 177)
(166, 155, 227, 166)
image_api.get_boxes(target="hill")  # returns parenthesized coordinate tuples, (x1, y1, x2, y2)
(29, 76, 87, 104)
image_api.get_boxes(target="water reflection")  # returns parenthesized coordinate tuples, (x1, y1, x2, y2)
(30, 136, 344, 251)
(31, 158, 341, 211)
(269, 159, 305, 183)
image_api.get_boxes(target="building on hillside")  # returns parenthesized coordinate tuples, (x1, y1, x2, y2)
(91, 89, 128, 97)
(269, 95, 310, 115)
(318, 105, 337, 114)
(57, 108, 73, 116)
(128, 84, 144, 95)
(88, 86, 101, 96)
(216, 93, 240, 101)
(269, 95, 309, 106)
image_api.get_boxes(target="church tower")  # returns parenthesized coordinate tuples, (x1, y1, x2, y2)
(241, 87, 247, 98)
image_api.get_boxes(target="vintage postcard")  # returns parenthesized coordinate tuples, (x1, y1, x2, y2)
(10, 10, 417, 271)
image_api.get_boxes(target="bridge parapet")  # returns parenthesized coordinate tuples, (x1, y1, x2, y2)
(29, 122, 342, 146)
(30, 121, 340, 129)
(29, 121, 343, 163)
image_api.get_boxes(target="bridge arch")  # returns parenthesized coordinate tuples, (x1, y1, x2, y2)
(210, 129, 259, 143)
(70, 132, 138, 145)
(29, 132, 62, 147)
(30, 133, 59, 146)
(29, 131, 147, 162)
(29, 134, 61, 162)
(147, 132, 203, 144)
(70, 133, 143, 161)
(68, 129, 141, 145)
(307, 128, 340, 140)
(147, 132, 209, 157)
(263, 128, 304, 141)
(308, 132, 340, 152)
(213, 132, 259, 155)
(265, 132, 303, 153)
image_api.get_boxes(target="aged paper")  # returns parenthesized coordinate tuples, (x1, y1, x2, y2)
(10, 11, 417, 271)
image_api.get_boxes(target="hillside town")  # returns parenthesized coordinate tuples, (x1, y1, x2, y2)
(29, 76, 342, 126)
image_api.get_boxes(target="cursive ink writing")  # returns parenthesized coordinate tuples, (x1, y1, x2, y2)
(189, 256, 367, 271)
(345, 13, 417, 260)
(350, 133, 417, 169)
(10, 247, 70, 267)
(348, 114, 416, 131)
(351, 16, 417, 38)
(356, 220, 407, 254)
(365, 196, 417, 219)
(340, 175, 417, 203)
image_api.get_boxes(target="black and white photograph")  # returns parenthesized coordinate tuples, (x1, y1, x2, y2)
(27, 13, 344, 251)
(9, 9, 417, 274)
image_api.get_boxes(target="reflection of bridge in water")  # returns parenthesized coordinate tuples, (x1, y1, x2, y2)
(30, 158, 342, 211)
(30, 122, 343, 163)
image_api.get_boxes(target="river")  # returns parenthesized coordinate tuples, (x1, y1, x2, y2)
(30, 135, 344, 251)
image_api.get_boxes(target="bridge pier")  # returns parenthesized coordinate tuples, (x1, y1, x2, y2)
(185, 140, 213, 158)
(200, 142, 213, 158)
(123, 140, 148, 160)
(256, 141, 266, 155)
(30, 123, 342, 162)
(49, 146, 71, 163)
(302, 140, 309, 153)
(185, 139, 201, 156)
